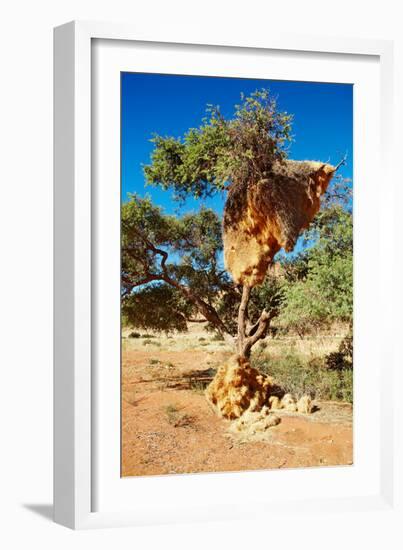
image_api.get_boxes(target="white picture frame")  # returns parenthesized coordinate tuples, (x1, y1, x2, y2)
(54, 20, 399, 531)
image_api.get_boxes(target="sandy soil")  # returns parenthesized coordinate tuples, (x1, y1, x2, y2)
(121, 343, 353, 477)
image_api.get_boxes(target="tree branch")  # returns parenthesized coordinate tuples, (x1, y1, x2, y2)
(123, 227, 233, 341)
(332, 152, 348, 173)
(123, 273, 163, 289)
(176, 312, 208, 324)
(243, 308, 277, 357)
(162, 272, 231, 340)
(246, 313, 264, 338)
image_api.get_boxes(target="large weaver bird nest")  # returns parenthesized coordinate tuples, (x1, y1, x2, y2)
(223, 160, 336, 286)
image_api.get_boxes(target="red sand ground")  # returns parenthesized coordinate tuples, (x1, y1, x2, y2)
(121, 349, 352, 477)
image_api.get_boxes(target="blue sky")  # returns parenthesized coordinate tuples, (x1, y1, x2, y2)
(121, 72, 353, 217)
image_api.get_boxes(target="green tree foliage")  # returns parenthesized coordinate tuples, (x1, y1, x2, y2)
(122, 194, 232, 336)
(279, 204, 353, 335)
(122, 194, 223, 293)
(144, 90, 293, 201)
(121, 194, 283, 338)
(123, 284, 191, 333)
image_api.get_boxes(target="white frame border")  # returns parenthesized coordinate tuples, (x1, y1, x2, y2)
(54, 20, 396, 530)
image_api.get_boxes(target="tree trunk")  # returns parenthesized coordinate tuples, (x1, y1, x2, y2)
(237, 285, 251, 357)
(236, 284, 273, 358)
(205, 284, 275, 419)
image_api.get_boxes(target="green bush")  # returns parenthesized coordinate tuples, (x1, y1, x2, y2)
(252, 350, 353, 403)
(325, 331, 353, 371)
(279, 206, 353, 337)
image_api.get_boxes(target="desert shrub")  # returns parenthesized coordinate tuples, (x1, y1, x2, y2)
(165, 404, 179, 424)
(252, 350, 353, 403)
(325, 331, 353, 370)
(188, 367, 216, 394)
(339, 332, 353, 358)
(128, 331, 141, 338)
(148, 358, 161, 366)
(211, 333, 224, 341)
(325, 352, 348, 370)
(165, 404, 195, 427)
(142, 339, 161, 346)
(189, 379, 208, 394)
(198, 337, 206, 342)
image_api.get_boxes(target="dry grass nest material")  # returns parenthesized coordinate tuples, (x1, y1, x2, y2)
(205, 355, 313, 422)
(223, 159, 335, 286)
(228, 406, 281, 441)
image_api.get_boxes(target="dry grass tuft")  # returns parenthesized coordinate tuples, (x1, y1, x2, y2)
(164, 404, 196, 428)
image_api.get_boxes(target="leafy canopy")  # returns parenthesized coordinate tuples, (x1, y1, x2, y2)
(121, 194, 283, 335)
(279, 205, 353, 334)
(122, 194, 232, 333)
(144, 89, 293, 201)
(122, 194, 223, 291)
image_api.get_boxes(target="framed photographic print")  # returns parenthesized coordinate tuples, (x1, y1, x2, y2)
(54, 21, 398, 531)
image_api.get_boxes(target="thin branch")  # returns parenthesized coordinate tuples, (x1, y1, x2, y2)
(162, 272, 231, 338)
(243, 308, 278, 357)
(246, 311, 266, 337)
(176, 312, 208, 324)
(124, 273, 163, 288)
(125, 226, 169, 271)
(332, 152, 348, 173)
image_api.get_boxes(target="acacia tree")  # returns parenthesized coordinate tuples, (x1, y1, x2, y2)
(123, 90, 348, 364)
(127, 90, 292, 357)
(121, 194, 283, 345)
